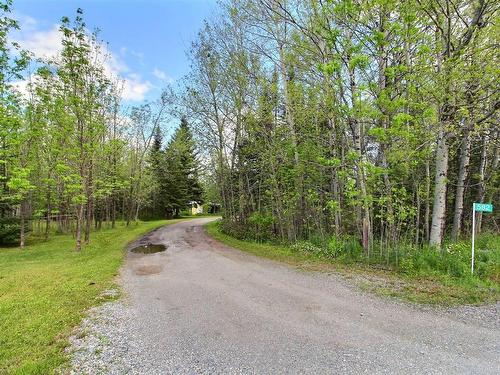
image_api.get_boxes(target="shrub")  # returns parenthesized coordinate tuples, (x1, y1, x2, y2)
(221, 219, 247, 239)
(247, 212, 274, 241)
(474, 242, 500, 281)
(327, 236, 343, 258)
(0, 217, 27, 245)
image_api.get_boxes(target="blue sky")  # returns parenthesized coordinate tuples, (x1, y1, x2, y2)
(12, 0, 217, 103)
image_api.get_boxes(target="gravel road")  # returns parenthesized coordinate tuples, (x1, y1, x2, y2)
(70, 218, 500, 374)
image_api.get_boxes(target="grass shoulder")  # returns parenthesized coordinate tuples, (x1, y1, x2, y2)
(0, 218, 188, 375)
(205, 220, 499, 306)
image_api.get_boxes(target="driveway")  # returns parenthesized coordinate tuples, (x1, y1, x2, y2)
(70, 217, 500, 374)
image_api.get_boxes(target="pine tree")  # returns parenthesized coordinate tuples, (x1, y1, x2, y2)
(146, 126, 165, 218)
(163, 117, 202, 217)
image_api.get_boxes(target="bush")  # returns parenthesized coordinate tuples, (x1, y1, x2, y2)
(442, 256, 467, 278)
(327, 236, 343, 258)
(247, 212, 274, 241)
(0, 217, 27, 245)
(220, 216, 499, 283)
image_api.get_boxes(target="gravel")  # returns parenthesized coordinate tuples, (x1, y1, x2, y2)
(68, 218, 500, 374)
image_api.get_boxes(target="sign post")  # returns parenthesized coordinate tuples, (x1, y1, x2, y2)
(471, 203, 493, 274)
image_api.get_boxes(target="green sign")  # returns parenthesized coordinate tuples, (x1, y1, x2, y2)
(473, 203, 493, 213)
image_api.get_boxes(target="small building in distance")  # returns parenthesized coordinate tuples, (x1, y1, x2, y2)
(206, 202, 221, 214)
(189, 201, 203, 215)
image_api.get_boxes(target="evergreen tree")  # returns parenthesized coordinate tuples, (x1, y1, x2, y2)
(163, 117, 203, 217)
(146, 126, 165, 218)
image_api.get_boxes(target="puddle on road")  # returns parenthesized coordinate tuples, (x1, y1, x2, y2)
(130, 244, 167, 254)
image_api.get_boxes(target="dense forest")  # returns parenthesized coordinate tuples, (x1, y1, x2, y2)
(0, 4, 202, 250)
(0, 0, 498, 255)
(182, 0, 499, 254)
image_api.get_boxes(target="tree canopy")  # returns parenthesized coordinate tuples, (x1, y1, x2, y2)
(0, 4, 203, 249)
(181, 0, 499, 252)
(0, 0, 498, 253)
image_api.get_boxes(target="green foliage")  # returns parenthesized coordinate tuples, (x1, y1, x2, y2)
(146, 117, 203, 219)
(392, 235, 500, 282)
(289, 234, 364, 261)
(0, 216, 28, 244)
(329, 235, 364, 260)
(183, 0, 499, 261)
(291, 241, 326, 256)
(248, 212, 274, 241)
(399, 257, 415, 276)
(220, 211, 499, 284)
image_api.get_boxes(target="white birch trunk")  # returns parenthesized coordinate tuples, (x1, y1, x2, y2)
(451, 129, 471, 241)
(429, 129, 449, 247)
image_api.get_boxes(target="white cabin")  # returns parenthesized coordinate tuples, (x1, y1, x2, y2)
(189, 201, 203, 215)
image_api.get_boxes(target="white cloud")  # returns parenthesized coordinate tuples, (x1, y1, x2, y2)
(100, 43, 130, 76)
(130, 49, 144, 60)
(153, 68, 167, 80)
(12, 16, 152, 102)
(119, 46, 144, 63)
(153, 68, 174, 84)
(16, 25, 62, 59)
(14, 13, 38, 30)
(121, 74, 153, 101)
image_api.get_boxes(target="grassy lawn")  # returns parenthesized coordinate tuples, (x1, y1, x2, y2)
(205, 220, 500, 306)
(0, 219, 186, 374)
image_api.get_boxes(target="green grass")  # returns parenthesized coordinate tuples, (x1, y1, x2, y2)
(205, 220, 500, 306)
(0, 219, 187, 374)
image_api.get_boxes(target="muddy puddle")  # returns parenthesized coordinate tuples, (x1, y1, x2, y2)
(130, 244, 167, 254)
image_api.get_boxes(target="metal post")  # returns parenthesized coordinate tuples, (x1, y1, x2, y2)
(471, 203, 475, 275)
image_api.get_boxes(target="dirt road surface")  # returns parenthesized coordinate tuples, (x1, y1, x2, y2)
(70, 218, 499, 374)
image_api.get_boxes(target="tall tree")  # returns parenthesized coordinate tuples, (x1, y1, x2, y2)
(163, 117, 202, 217)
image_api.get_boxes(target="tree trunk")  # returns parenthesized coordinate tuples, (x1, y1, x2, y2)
(429, 128, 449, 247)
(476, 137, 488, 233)
(75, 203, 84, 252)
(134, 202, 140, 222)
(111, 196, 116, 229)
(19, 201, 25, 249)
(377, 6, 395, 244)
(351, 115, 371, 253)
(278, 44, 303, 241)
(348, 70, 371, 253)
(451, 128, 471, 241)
(415, 183, 421, 246)
(84, 165, 93, 244)
(424, 160, 431, 242)
(45, 184, 51, 240)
